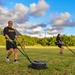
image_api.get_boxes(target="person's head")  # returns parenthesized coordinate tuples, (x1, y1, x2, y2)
(57, 34, 61, 37)
(8, 21, 13, 28)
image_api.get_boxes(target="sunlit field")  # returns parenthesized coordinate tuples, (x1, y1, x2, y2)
(0, 47, 75, 75)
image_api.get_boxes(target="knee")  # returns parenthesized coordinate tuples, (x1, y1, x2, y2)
(10, 48, 14, 52)
(61, 46, 64, 49)
(14, 49, 18, 53)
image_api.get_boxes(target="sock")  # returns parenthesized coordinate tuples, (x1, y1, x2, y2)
(7, 57, 9, 58)
(14, 60, 17, 62)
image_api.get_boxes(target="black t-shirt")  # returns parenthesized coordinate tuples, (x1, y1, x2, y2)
(56, 37, 62, 42)
(3, 27, 16, 40)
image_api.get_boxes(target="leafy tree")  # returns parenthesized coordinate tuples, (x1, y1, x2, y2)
(0, 34, 75, 46)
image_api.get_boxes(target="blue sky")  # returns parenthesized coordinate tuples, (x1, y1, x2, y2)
(0, 0, 75, 37)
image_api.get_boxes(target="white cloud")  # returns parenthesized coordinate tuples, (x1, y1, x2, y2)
(11, 3, 29, 23)
(46, 26, 63, 35)
(14, 3, 29, 15)
(50, 12, 74, 27)
(51, 12, 71, 26)
(27, 26, 42, 35)
(48, 12, 75, 36)
(30, 0, 49, 17)
(47, 29, 62, 35)
(0, 0, 50, 38)
(0, 3, 29, 28)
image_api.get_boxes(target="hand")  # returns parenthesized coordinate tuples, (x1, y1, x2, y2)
(9, 39, 12, 42)
(62, 41, 65, 45)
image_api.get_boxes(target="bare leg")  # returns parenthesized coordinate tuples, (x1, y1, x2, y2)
(13, 48, 18, 60)
(7, 48, 13, 58)
(60, 46, 64, 53)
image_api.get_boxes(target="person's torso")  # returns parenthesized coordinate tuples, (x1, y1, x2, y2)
(56, 37, 62, 42)
(5, 27, 16, 40)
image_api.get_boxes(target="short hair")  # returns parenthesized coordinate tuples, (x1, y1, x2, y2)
(8, 21, 12, 23)
(57, 34, 60, 37)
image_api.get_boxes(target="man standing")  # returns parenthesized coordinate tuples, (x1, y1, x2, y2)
(3, 21, 18, 64)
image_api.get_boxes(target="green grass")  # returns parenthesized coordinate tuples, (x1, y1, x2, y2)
(0, 47, 75, 75)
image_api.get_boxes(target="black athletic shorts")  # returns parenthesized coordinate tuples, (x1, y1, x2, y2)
(6, 41, 17, 50)
(55, 42, 63, 48)
(57, 44, 63, 48)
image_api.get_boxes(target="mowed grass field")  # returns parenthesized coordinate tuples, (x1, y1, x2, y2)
(0, 46, 75, 75)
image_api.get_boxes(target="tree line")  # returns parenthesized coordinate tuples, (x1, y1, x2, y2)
(0, 34, 75, 46)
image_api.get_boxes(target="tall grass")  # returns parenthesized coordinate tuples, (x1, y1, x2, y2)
(0, 47, 75, 75)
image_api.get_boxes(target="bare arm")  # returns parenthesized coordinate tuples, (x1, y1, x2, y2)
(58, 40, 64, 45)
(15, 35, 18, 42)
(5, 34, 12, 42)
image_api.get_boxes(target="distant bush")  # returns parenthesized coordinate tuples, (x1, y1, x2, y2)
(0, 34, 75, 46)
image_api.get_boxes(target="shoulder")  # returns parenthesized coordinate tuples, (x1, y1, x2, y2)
(11, 28, 15, 30)
(4, 27, 8, 30)
(57, 37, 60, 40)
